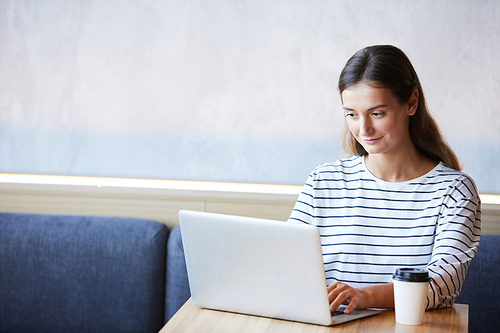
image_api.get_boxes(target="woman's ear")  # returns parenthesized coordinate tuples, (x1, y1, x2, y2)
(407, 89, 419, 116)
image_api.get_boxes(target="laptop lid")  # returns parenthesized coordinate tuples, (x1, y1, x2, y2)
(178, 210, 380, 326)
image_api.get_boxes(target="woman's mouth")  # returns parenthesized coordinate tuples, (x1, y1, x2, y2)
(363, 137, 382, 145)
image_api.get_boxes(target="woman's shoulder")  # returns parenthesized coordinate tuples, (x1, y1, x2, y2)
(430, 163, 480, 198)
(310, 155, 365, 177)
(433, 163, 476, 184)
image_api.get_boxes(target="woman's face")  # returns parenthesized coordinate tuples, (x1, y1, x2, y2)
(341, 83, 417, 157)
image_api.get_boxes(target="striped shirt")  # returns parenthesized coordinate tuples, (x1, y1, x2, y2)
(288, 155, 481, 309)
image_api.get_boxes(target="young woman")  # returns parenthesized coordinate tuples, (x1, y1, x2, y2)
(288, 45, 481, 314)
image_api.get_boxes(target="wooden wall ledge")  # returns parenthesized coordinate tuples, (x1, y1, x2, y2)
(0, 173, 499, 233)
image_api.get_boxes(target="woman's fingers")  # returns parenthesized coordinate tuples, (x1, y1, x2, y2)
(327, 282, 363, 314)
(328, 282, 351, 312)
(343, 292, 360, 313)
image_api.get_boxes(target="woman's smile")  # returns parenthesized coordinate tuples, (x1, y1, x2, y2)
(362, 136, 383, 145)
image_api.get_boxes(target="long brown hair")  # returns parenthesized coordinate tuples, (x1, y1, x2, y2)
(338, 45, 461, 171)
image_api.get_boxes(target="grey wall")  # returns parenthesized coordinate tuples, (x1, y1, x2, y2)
(1, 0, 499, 193)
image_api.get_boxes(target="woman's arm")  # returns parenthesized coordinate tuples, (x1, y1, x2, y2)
(425, 174, 481, 309)
(287, 173, 315, 226)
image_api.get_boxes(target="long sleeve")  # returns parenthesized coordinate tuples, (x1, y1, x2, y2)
(426, 174, 481, 309)
(288, 173, 316, 225)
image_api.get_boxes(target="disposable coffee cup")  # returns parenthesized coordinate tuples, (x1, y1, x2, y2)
(393, 268, 430, 325)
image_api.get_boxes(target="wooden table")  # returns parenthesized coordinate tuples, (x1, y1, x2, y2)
(159, 299, 468, 333)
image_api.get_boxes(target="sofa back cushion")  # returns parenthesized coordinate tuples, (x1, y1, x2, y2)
(0, 213, 168, 333)
(165, 225, 191, 320)
(456, 234, 500, 333)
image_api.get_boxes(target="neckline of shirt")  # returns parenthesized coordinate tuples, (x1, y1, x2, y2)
(360, 155, 444, 188)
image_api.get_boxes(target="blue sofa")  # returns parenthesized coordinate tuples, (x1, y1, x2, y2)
(0, 212, 191, 333)
(456, 234, 500, 333)
(3, 212, 496, 333)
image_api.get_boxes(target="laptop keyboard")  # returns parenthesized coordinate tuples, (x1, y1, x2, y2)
(332, 310, 345, 317)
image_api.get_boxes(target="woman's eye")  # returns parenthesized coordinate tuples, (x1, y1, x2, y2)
(372, 112, 384, 117)
(345, 113, 355, 118)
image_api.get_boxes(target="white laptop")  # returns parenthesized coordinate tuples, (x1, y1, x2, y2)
(178, 210, 381, 326)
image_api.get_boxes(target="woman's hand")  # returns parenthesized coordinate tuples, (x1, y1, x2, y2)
(327, 282, 368, 314)
(327, 282, 395, 314)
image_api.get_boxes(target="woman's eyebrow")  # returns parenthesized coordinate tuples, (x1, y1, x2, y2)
(368, 104, 387, 111)
(342, 104, 388, 112)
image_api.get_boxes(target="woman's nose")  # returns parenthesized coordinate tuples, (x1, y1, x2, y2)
(359, 117, 373, 136)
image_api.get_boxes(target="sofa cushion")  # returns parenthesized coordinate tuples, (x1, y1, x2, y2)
(165, 225, 191, 320)
(456, 234, 500, 333)
(0, 213, 168, 333)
